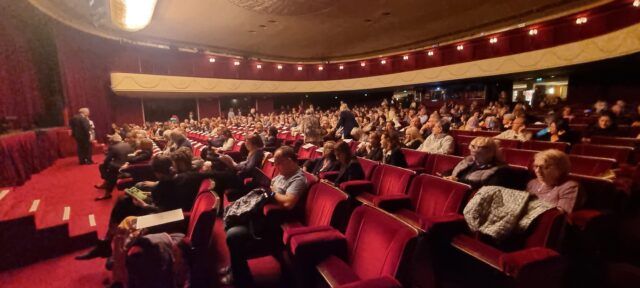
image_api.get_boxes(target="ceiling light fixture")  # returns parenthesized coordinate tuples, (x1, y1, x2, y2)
(427, 50, 434, 56)
(576, 17, 588, 24)
(110, 0, 158, 32)
(634, 0, 640, 7)
(489, 37, 498, 44)
(297, 66, 303, 71)
(277, 64, 283, 70)
(339, 65, 344, 70)
(403, 55, 409, 60)
(233, 60, 240, 66)
(529, 28, 538, 36)
(256, 64, 262, 69)
(318, 66, 323, 71)
(456, 45, 464, 51)
(360, 62, 366, 67)
(208, 57, 215, 63)
(380, 59, 386, 64)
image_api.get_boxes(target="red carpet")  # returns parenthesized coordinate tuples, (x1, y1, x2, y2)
(0, 155, 119, 286)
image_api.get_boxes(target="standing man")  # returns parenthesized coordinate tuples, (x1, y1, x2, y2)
(334, 103, 358, 139)
(70, 107, 93, 165)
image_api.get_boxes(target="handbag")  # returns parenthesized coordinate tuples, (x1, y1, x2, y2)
(223, 188, 273, 238)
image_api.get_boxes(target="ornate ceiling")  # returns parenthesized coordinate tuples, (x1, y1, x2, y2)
(28, 0, 605, 62)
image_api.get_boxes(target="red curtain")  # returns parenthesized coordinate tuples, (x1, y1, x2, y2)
(0, 5, 44, 129)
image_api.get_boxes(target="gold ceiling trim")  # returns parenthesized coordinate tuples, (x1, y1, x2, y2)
(111, 22, 640, 95)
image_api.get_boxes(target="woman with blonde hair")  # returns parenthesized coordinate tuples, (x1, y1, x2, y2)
(527, 149, 579, 212)
(403, 127, 424, 150)
(445, 137, 507, 189)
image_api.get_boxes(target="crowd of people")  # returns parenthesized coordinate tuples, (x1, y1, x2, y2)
(71, 96, 640, 287)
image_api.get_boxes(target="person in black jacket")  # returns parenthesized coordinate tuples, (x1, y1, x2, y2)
(95, 134, 134, 200)
(334, 141, 365, 185)
(334, 103, 359, 139)
(303, 141, 339, 178)
(70, 107, 93, 165)
(357, 132, 383, 161)
(381, 132, 408, 168)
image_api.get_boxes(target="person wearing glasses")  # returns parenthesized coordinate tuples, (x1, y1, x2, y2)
(527, 149, 579, 213)
(444, 137, 507, 189)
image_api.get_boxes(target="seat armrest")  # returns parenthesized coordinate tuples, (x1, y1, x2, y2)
(339, 180, 374, 196)
(422, 214, 466, 237)
(116, 178, 135, 190)
(498, 247, 562, 278)
(336, 276, 403, 288)
(282, 225, 333, 245)
(290, 229, 347, 263)
(568, 209, 604, 230)
(373, 195, 412, 212)
(320, 171, 340, 182)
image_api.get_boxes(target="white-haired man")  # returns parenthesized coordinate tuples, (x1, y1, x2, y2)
(70, 107, 93, 164)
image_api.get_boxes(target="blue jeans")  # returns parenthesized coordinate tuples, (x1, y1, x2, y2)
(226, 225, 255, 288)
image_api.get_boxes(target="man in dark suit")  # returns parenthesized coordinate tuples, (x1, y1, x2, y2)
(95, 134, 134, 200)
(335, 103, 359, 139)
(70, 107, 93, 165)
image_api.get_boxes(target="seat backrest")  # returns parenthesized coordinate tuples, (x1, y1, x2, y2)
(304, 181, 349, 227)
(569, 173, 622, 211)
(590, 136, 640, 148)
(455, 135, 475, 145)
(568, 155, 616, 177)
(495, 139, 521, 149)
(407, 174, 471, 217)
(186, 192, 219, 248)
(501, 148, 537, 168)
(370, 164, 415, 197)
(197, 179, 214, 195)
(297, 144, 317, 159)
(521, 140, 570, 152)
(401, 148, 430, 168)
(262, 158, 279, 179)
(424, 154, 463, 176)
(571, 143, 632, 164)
(346, 205, 419, 281)
(357, 157, 379, 180)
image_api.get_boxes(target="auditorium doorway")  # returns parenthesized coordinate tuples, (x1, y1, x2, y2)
(142, 98, 197, 123)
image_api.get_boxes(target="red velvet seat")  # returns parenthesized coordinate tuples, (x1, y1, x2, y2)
(521, 140, 570, 152)
(289, 205, 419, 288)
(400, 148, 430, 173)
(495, 138, 521, 149)
(451, 209, 566, 287)
(568, 155, 616, 177)
(222, 141, 245, 162)
(501, 148, 537, 168)
(262, 158, 279, 179)
(590, 136, 640, 148)
(281, 181, 350, 245)
(297, 143, 317, 163)
(377, 174, 471, 233)
(357, 157, 379, 180)
(423, 154, 463, 176)
(340, 164, 415, 207)
(571, 143, 633, 164)
(567, 174, 624, 229)
(115, 162, 155, 190)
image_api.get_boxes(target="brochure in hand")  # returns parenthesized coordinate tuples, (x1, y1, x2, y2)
(125, 186, 150, 203)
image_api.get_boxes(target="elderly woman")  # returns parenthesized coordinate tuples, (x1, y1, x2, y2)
(404, 127, 424, 150)
(445, 137, 507, 189)
(418, 120, 454, 154)
(381, 132, 408, 168)
(527, 149, 579, 213)
(303, 141, 339, 176)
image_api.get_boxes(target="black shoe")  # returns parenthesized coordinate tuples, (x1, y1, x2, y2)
(75, 240, 112, 260)
(94, 183, 106, 189)
(105, 256, 114, 271)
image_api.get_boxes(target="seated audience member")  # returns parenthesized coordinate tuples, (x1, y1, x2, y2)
(632, 104, 640, 128)
(418, 120, 455, 154)
(561, 106, 575, 122)
(264, 126, 279, 151)
(381, 132, 408, 168)
(357, 132, 383, 161)
(404, 127, 424, 149)
(495, 116, 531, 141)
(501, 113, 515, 131)
(77, 151, 213, 262)
(527, 149, 580, 213)
(464, 111, 481, 131)
(583, 113, 619, 141)
(222, 146, 308, 287)
(95, 134, 134, 201)
(215, 129, 235, 152)
(333, 141, 365, 185)
(125, 138, 154, 164)
(218, 134, 266, 181)
(169, 130, 192, 152)
(535, 118, 576, 144)
(303, 141, 338, 176)
(445, 137, 508, 189)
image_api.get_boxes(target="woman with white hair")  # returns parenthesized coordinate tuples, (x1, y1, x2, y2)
(445, 137, 507, 189)
(527, 149, 579, 212)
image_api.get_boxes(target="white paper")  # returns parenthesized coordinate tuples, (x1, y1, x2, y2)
(135, 209, 184, 229)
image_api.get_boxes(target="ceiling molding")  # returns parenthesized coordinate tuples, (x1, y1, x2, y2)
(111, 21, 640, 96)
